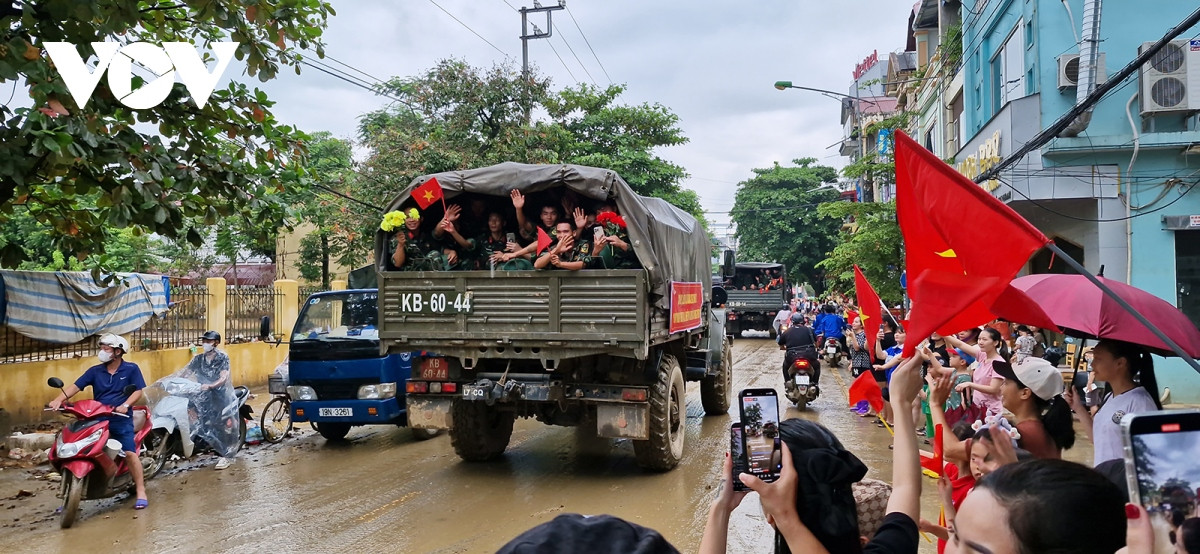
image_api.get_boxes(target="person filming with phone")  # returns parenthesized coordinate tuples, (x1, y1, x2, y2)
(777, 312, 820, 392)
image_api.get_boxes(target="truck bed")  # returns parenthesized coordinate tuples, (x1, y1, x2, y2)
(725, 289, 786, 311)
(379, 269, 658, 360)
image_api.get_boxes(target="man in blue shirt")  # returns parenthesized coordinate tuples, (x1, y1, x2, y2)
(48, 334, 149, 509)
(813, 303, 848, 353)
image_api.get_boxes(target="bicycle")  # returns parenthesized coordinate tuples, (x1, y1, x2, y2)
(260, 375, 293, 443)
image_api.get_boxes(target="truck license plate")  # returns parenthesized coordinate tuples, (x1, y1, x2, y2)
(318, 408, 353, 417)
(461, 385, 488, 400)
(420, 357, 449, 380)
(393, 291, 473, 314)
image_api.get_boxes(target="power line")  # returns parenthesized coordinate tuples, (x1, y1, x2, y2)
(565, 6, 612, 84)
(533, 23, 578, 84)
(312, 183, 385, 212)
(297, 58, 412, 108)
(556, 28, 597, 86)
(428, 0, 514, 60)
(321, 53, 388, 85)
(995, 175, 1196, 222)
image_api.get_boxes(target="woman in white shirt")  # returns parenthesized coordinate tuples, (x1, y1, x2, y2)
(1064, 339, 1162, 466)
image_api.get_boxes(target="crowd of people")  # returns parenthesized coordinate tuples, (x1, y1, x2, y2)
(386, 189, 639, 273)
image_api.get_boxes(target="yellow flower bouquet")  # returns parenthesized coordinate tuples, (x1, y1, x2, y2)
(380, 208, 420, 232)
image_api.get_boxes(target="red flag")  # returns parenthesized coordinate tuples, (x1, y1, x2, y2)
(411, 177, 445, 210)
(895, 131, 1050, 356)
(854, 265, 882, 356)
(536, 227, 553, 255)
(847, 371, 884, 413)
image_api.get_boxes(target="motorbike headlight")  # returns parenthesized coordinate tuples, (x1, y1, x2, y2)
(358, 382, 397, 400)
(56, 428, 104, 458)
(287, 385, 318, 401)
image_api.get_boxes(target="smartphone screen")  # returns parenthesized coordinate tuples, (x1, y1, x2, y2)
(729, 423, 749, 492)
(739, 388, 782, 482)
(1123, 410, 1200, 554)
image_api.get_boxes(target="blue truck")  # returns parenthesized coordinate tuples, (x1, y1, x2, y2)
(286, 289, 440, 441)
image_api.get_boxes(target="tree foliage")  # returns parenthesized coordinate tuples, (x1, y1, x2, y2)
(344, 60, 703, 248)
(730, 158, 841, 287)
(816, 200, 904, 305)
(288, 131, 356, 286)
(0, 0, 334, 277)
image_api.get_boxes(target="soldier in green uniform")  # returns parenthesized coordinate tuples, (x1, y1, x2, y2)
(534, 221, 593, 271)
(477, 212, 533, 270)
(388, 209, 455, 271)
(591, 204, 639, 269)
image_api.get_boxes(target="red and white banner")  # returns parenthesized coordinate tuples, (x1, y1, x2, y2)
(669, 281, 704, 334)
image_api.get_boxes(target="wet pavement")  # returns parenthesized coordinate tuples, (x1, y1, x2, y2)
(0, 338, 1091, 553)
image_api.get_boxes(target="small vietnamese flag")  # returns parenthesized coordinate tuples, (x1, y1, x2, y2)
(412, 177, 444, 210)
(847, 370, 884, 413)
(536, 227, 553, 255)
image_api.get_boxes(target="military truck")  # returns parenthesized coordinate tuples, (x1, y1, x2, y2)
(723, 262, 790, 339)
(373, 163, 731, 471)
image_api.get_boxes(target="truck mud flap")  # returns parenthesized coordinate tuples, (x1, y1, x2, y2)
(596, 403, 649, 440)
(407, 397, 454, 429)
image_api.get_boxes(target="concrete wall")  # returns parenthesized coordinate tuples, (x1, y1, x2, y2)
(0, 342, 286, 432)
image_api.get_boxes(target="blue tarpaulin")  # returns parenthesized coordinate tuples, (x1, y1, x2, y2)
(0, 271, 169, 344)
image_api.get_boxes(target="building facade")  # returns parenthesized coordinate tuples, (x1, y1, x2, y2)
(845, 0, 1200, 401)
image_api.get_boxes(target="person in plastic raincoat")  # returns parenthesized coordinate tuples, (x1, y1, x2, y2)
(182, 331, 237, 470)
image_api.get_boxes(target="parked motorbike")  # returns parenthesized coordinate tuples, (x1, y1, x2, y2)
(45, 378, 155, 528)
(143, 373, 251, 478)
(784, 356, 820, 409)
(822, 337, 842, 367)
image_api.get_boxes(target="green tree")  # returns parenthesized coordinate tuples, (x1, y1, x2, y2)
(730, 158, 841, 287)
(290, 132, 357, 287)
(0, 0, 333, 276)
(816, 200, 904, 306)
(350, 60, 705, 242)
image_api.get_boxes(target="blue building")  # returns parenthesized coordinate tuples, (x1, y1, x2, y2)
(956, 0, 1200, 401)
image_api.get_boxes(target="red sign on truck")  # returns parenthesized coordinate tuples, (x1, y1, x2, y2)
(669, 282, 704, 334)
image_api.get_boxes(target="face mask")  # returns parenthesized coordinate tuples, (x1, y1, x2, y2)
(97, 350, 113, 364)
(202, 343, 214, 353)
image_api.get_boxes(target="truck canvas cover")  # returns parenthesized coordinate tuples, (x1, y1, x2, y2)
(375, 162, 711, 309)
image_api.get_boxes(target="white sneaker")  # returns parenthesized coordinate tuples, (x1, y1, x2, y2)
(214, 457, 230, 470)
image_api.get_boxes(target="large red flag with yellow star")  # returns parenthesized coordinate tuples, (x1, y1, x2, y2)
(895, 131, 1052, 356)
(854, 264, 882, 356)
(412, 177, 445, 210)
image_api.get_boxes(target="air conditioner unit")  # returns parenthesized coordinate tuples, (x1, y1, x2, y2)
(1139, 40, 1200, 114)
(1057, 53, 1108, 90)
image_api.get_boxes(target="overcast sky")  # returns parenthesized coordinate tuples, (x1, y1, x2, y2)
(250, 0, 913, 238)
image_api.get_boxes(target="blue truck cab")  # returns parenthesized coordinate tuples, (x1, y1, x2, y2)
(286, 289, 439, 441)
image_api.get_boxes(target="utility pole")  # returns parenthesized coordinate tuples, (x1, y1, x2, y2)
(519, 0, 564, 120)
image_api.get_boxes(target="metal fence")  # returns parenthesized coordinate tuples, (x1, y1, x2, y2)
(226, 285, 284, 343)
(129, 286, 210, 351)
(0, 331, 100, 364)
(299, 285, 323, 308)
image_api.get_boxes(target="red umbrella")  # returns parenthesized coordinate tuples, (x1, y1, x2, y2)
(1010, 273, 1200, 358)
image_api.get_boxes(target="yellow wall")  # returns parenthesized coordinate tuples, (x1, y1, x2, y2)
(1, 342, 287, 428)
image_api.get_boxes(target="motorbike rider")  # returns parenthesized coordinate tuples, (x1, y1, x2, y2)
(771, 304, 793, 335)
(813, 303, 848, 354)
(181, 331, 236, 470)
(777, 312, 820, 391)
(47, 334, 149, 509)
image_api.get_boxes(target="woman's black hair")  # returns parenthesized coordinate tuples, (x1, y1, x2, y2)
(774, 419, 868, 554)
(1006, 374, 1077, 451)
(981, 327, 1011, 362)
(1095, 340, 1163, 410)
(962, 327, 982, 343)
(1179, 517, 1200, 554)
(974, 459, 1126, 554)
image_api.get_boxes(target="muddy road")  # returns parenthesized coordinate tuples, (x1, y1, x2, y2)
(0, 338, 1051, 553)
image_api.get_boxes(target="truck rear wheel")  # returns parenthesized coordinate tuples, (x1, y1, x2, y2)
(700, 338, 733, 415)
(633, 354, 685, 471)
(450, 400, 514, 462)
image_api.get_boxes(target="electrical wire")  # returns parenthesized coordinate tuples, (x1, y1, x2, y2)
(556, 28, 597, 86)
(532, 23, 578, 84)
(564, 6, 612, 85)
(427, 0, 514, 60)
(995, 175, 1196, 222)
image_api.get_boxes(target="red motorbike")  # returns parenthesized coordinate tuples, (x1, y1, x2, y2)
(46, 377, 154, 528)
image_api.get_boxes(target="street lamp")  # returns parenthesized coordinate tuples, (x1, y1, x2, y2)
(772, 81, 880, 107)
